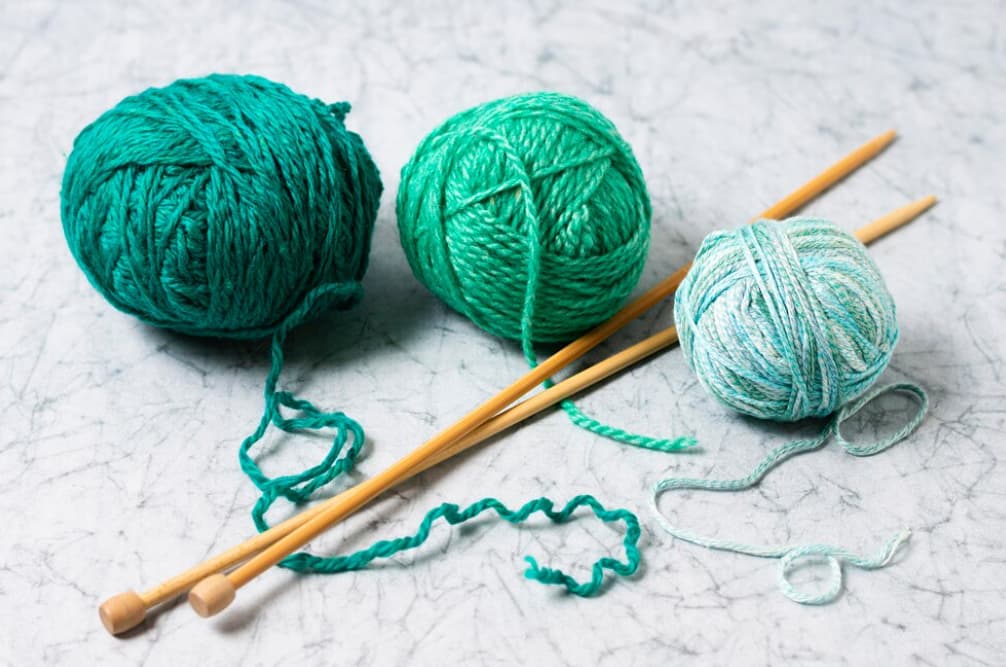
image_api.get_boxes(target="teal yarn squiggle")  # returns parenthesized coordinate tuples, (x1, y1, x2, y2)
(674, 218, 899, 421)
(654, 217, 927, 603)
(255, 492, 641, 597)
(397, 92, 693, 453)
(239, 285, 643, 593)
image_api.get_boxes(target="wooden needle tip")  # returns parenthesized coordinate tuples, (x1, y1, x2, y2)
(99, 591, 146, 635)
(866, 129, 898, 153)
(897, 194, 939, 219)
(188, 574, 236, 618)
(854, 194, 939, 245)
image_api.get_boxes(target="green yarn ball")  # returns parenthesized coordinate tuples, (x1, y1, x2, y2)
(674, 218, 899, 422)
(396, 92, 651, 343)
(61, 74, 382, 339)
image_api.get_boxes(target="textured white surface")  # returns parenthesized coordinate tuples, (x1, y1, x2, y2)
(2, 1, 1004, 665)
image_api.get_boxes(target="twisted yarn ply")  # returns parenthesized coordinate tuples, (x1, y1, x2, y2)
(397, 92, 651, 343)
(61, 74, 382, 338)
(397, 92, 692, 453)
(674, 218, 899, 422)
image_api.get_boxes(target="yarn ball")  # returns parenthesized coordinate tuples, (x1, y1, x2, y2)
(674, 218, 899, 421)
(61, 74, 382, 339)
(396, 92, 651, 343)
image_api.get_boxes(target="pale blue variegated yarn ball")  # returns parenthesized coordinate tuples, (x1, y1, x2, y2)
(674, 218, 899, 421)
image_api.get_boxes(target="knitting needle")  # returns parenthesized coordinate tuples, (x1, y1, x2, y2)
(186, 174, 926, 620)
(98, 130, 896, 635)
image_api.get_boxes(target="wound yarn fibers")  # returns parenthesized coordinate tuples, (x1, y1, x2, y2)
(61, 73, 382, 339)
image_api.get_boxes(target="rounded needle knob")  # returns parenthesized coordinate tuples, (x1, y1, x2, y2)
(99, 591, 147, 635)
(188, 574, 236, 618)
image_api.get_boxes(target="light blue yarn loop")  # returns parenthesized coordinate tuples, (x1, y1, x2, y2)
(650, 382, 928, 604)
(776, 529, 912, 604)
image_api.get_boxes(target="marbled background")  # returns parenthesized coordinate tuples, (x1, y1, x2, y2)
(1, 1, 1003, 665)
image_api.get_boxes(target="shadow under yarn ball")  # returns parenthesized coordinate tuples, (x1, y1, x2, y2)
(396, 92, 651, 343)
(674, 218, 899, 422)
(61, 74, 382, 339)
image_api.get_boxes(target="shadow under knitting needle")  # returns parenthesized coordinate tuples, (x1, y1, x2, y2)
(207, 487, 415, 633)
(212, 571, 296, 635)
(110, 592, 187, 639)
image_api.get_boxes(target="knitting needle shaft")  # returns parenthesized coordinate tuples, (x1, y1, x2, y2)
(186, 153, 921, 620)
(99, 130, 897, 634)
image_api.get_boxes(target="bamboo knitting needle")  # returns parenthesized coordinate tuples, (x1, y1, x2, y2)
(99, 130, 897, 635)
(186, 169, 927, 620)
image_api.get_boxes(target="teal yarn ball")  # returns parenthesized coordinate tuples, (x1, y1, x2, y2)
(396, 92, 651, 343)
(61, 74, 382, 339)
(674, 218, 899, 421)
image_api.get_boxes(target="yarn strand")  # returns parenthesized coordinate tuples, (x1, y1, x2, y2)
(272, 494, 642, 597)
(239, 283, 368, 519)
(241, 286, 641, 596)
(520, 308, 695, 452)
(513, 157, 695, 454)
(650, 382, 928, 604)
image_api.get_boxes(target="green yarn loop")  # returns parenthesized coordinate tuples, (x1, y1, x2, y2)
(60, 73, 382, 338)
(256, 493, 641, 597)
(238, 283, 367, 515)
(398, 92, 693, 453)
(675, 218, 899, 421)
(239, 287, 643, 595)
(243, 338, 643, 595)
(241, 301, 643, 595)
